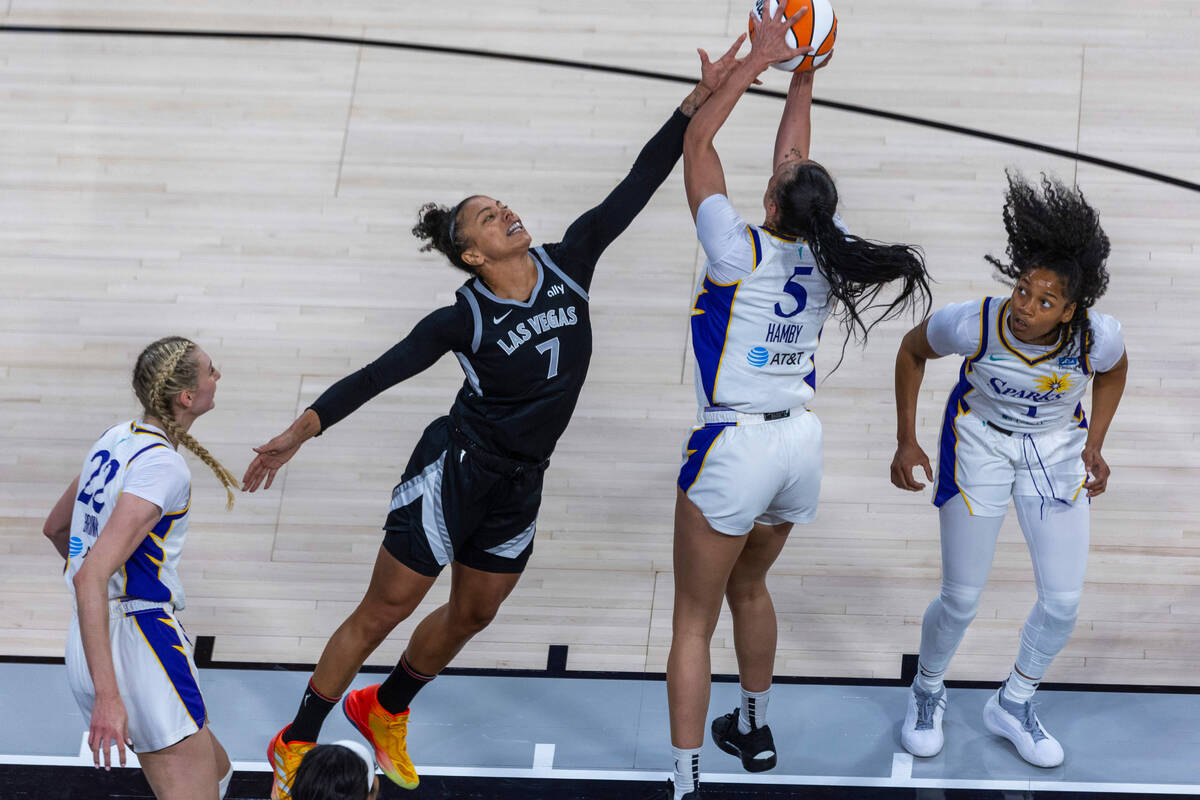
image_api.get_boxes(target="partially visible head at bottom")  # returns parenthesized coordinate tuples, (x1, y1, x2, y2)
(293, 742, 379, 800)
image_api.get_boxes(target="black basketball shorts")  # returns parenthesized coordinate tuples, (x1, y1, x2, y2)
(382, 416, 547, 577)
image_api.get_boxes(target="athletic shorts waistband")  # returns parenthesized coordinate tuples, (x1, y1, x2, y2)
(449, 425, 549, 479)
(701, 406, 808, 426)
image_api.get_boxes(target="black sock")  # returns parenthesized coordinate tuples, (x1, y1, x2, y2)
(376, 652, 436, 715)
(283, 680, 339, 743)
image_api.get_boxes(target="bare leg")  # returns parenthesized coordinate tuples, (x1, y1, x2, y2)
(139, 727, 222, 800)
(666, 488, 748, 749)
(310, 546, 438, 697)
(403, 561, 523, 675)
(726, 521, 792, 693)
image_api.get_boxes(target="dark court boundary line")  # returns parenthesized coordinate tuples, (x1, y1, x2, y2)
(4, 641, 1198, 695)
(2, 23, 1199, 194)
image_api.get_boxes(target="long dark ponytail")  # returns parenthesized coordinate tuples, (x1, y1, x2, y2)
(774, 162, 932, 368)
(985, 171, 1110, 359)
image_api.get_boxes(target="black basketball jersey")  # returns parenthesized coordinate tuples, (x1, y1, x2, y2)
(448, 247, 592, 461)
(307, 108, 691, 464)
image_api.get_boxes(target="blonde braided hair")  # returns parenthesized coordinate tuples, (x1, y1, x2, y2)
(133, 336, 238, 510)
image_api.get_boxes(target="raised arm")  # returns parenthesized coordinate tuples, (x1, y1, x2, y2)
(773, 70, 815, 169)
(890, 319, 943, 491)
(1080, 349, 1128, 497)
(684, 6, 812, 219)
(242, 303, 468, 492)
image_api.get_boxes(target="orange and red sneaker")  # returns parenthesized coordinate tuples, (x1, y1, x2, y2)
(342, 684, 419, 789)
(267, 726, 315, 800)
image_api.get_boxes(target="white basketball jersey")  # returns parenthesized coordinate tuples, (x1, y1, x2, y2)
(930, 297, 1124, 433)
(65, 421, 193, 609)
(691, 213, 833, 415)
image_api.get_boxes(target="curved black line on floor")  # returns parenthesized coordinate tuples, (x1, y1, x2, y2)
(2, 23, 1198, 194)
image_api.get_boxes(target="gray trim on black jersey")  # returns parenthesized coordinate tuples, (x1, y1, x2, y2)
(532, 246, 589, 302)
(454, 351, 483, 396)
(485, 519, 536, 559)
(456, 285, 483, 353)
(470, 260, 545, 308)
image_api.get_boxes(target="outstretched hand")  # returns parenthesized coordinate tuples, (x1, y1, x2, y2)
(748, 2, 813, 69)
(698, 33, 760, 92)
(242, 428, 304, 492)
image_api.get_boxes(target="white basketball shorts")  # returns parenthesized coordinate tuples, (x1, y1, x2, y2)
(934, 406, 1088, 517)
(66, 603, 206, 753)
(677, 409, 823, 535)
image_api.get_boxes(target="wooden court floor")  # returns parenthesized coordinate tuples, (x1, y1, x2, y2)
(2, 1, 1198, 687)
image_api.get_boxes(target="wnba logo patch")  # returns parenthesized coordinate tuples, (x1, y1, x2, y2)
(747, 347, 769, 367)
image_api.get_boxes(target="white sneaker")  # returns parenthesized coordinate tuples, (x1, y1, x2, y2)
(901, 683, 946, 757)
(982, 685, 1064, 768)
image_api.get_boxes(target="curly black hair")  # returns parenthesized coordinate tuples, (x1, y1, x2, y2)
(774, 161, 933, 371)
(411, 196, 482, 274)
(985, 171, 1110, 358)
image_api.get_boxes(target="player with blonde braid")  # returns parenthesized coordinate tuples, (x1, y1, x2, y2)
(42, 336, 235, 799)
(135, 337, 239, 510)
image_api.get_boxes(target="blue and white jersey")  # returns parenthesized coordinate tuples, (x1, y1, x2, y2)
(927, 297, 1125, 434)
(689, 194, 835, 416)
(65, 420, 193, 610)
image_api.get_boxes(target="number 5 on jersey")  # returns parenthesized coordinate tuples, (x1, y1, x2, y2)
(775, 263, 815, 319)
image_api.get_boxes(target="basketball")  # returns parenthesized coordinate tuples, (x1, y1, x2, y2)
(750, 0, 837, 71)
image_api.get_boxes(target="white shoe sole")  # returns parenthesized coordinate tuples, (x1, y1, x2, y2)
(982, 694, 1064, 768)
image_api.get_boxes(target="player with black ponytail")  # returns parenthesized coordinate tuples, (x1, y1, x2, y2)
(664, 8, 931, 799)
(891, 171, 1127, 768)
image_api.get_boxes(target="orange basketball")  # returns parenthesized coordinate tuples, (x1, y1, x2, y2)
(749, 0, 837, 72)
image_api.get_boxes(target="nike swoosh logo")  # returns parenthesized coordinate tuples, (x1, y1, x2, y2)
(493, 311, 512, 324)
(989, 355, 1009, 361)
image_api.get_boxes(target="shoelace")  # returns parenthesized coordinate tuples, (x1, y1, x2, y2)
(1018, 700, 1048, 743)
(914, 691, 942, 730)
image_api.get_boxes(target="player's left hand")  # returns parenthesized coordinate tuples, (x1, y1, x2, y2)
(698, 34, 761, 91)
(1081, 446, 1110, 497)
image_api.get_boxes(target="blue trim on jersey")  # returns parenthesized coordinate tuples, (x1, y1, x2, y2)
(804, 323, 824, 391)
(760, 226, 799, 243)
(131, 422, 170, 444)
(131, 611, 205, 728)
(677, 425, 732, 492)
(127, 442, 168, 466)
(472, 261, 545, 308)
(748, 227, 762, 268)
(933, 365, 974, 509)
(122, 503, 188, 603)
(964, 297, 991, 374)
(690, 276, 740, 405)
(1073, 402, 1088, 429)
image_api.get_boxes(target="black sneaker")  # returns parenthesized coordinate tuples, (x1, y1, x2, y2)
(664, 779, 700, 799)
(710, 708, 778, 772)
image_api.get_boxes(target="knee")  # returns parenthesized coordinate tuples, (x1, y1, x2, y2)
(448, 601, 500, 635)
(1036, 590, 1081, 630)
(936, 581, 984, 625)
(354, 598, 414, 643)
(725, 575, 769, 612)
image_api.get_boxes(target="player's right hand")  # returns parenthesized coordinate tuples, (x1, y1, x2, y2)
(89, 695, 132, 770)
(242, 429, 303, 492)
(890, 440, 933, 491)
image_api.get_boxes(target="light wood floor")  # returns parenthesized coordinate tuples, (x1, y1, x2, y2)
(2, 1, 1198, 686)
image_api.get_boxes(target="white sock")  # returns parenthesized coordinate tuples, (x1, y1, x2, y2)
(218, 765, 233, 799)
(915, 661, 945, 694)
(1003, 668, 1039, 705)
(671, 746, 700, 799)
(739, 686, 771, 734)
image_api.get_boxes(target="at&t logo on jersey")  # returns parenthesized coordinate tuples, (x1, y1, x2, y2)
(68, 536, 85, 557)
(747, 347, 769, 367)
